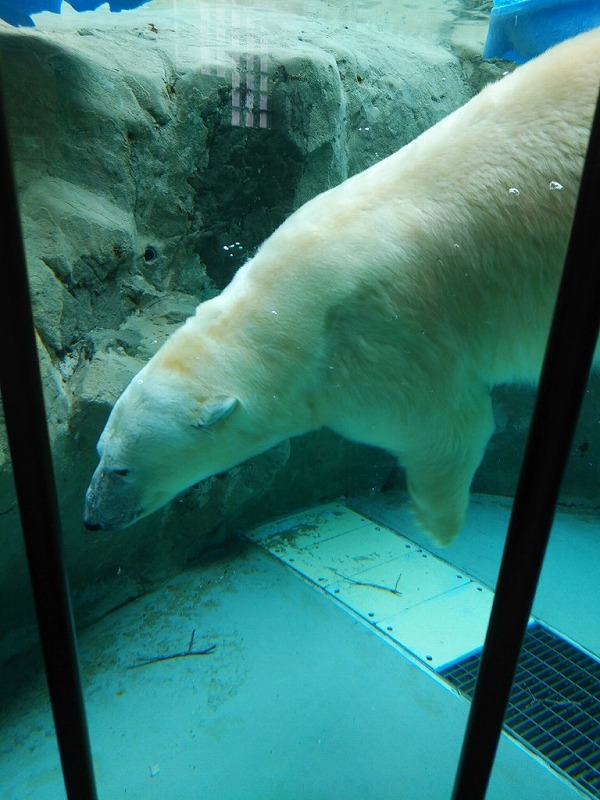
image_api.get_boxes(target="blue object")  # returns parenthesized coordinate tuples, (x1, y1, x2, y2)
(0, 0, 151, 27)
(483, 0, 600, 62)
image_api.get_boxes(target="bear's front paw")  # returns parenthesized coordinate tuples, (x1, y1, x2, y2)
(409, 500, 464, 547)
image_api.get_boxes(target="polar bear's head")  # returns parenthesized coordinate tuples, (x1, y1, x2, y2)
(83, 372, 240, 531)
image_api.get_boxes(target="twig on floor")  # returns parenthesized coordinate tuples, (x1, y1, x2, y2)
(129, 629, 216, 669)
(331, 568, 403, 596)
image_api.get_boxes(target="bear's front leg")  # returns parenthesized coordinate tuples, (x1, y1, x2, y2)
(399, 391, 495, 545)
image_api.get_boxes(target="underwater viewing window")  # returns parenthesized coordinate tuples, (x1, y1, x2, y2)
(1, 2, 600, 799)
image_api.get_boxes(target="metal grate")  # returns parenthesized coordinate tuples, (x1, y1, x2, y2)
(440, 623, 600, 799)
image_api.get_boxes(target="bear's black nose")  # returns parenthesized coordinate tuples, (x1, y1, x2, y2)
(84, 519, 102, 531)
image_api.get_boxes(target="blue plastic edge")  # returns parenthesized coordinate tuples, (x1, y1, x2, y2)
(0, 0, 152, 27)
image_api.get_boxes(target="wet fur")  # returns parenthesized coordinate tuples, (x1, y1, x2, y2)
(85, 29, 600, 540)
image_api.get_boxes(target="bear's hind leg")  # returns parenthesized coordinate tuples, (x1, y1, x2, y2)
(399, 392, 495, 546)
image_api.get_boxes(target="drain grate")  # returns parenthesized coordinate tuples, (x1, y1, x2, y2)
(441, 623, 600, 798)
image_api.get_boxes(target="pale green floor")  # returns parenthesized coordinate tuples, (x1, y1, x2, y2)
(0, 493, 597, 800)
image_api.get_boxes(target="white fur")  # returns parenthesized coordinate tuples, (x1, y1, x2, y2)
(85, 28, 600, 540)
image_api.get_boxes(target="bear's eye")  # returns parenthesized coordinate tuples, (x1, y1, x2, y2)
(112, 468, 130, 477)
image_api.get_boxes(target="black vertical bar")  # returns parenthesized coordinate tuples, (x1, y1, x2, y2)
(0, 88, 98, 797)
(451, 89, 600, 799)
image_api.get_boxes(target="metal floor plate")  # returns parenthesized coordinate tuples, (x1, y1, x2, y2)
(245, 503, 494, 669)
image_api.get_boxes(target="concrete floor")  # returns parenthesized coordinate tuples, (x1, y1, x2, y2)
(0, 492, 596, 800)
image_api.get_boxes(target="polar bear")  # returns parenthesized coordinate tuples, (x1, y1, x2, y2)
(84, 28, 600, 543)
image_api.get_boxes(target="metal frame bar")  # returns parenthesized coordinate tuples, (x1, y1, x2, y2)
(0, 87, 98, 799)
(451, 87, 600, 799)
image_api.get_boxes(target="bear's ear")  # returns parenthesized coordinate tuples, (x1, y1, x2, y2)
(195, 396, 238, 428)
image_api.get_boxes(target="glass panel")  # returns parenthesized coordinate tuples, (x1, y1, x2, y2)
(0, 460, 67, 800)
(1, 1, 598, 798)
